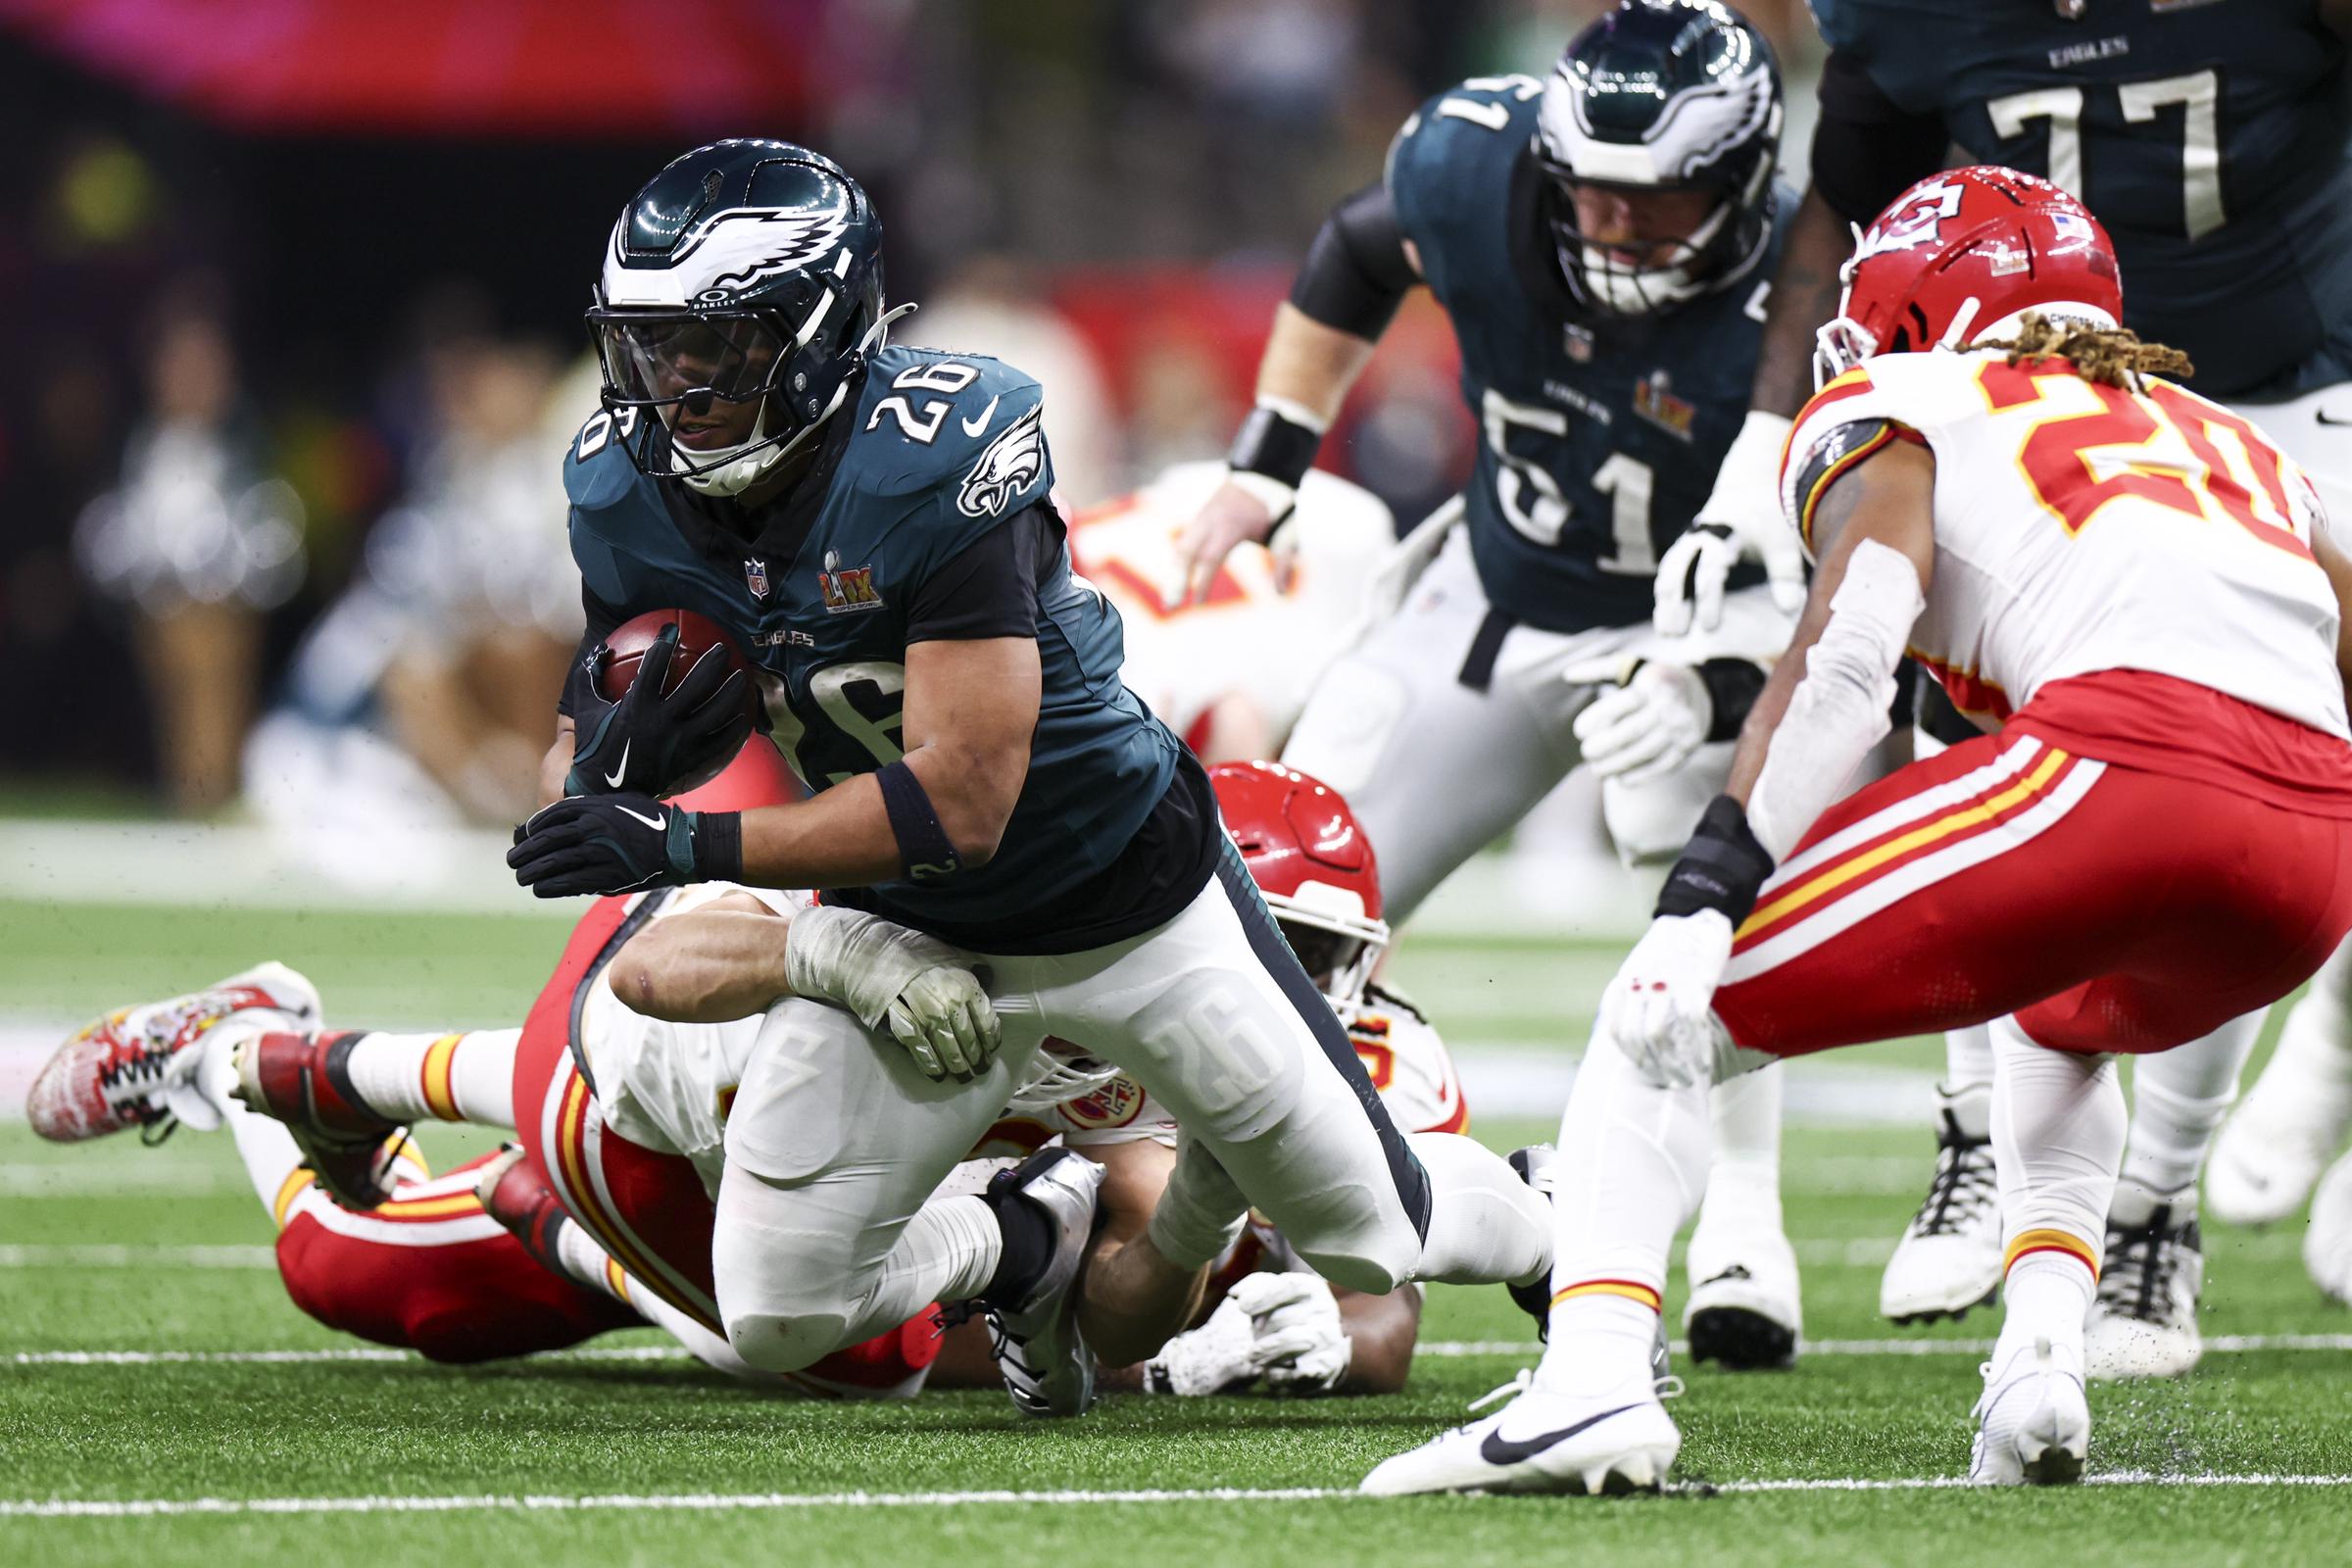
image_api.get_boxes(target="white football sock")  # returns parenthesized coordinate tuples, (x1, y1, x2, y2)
(195, 1028, 310, 1225)
(1998, 1252, 2096, 1363)
(1695, 1062, 1785, 1237)
(1944, 1022, 1994, 1097)
(1405, 1131, 1552, 1286)
(1989, 1015, 2122, 1358)
(1538, 1031, 1709, 1396)
(340, 1028, 520, 1128)
(2121, 1010, 2263, 1197)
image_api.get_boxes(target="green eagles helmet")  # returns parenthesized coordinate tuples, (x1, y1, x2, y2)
(587, 139, 894, 496)
(1535, 0, 1782, 318)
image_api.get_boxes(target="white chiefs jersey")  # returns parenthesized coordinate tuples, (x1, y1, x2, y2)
(1782, 351, 2346, 738)
(1070, 461, 1391, 751)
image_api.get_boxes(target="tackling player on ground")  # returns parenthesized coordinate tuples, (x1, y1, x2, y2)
(1656, 0, 2352, 1374)
(1365, 166, 2352, 1495)
(1181, 0, 1811, 1370)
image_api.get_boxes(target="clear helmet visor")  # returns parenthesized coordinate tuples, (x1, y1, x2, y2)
(592, 313, 788, 414)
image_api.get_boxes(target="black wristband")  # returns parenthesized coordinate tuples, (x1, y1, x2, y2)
(1229, 405, 1321, 491)
(1655, 795, 1776, 926)
(693, 810, 744, 883)
(1695, 658, 1771, 744)
(875, 760, 964, 883)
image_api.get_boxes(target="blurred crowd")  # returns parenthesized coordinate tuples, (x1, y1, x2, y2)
(0, 0, 1814, 825)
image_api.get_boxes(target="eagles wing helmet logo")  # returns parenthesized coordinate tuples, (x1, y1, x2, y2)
(695, 206, 854, 302)
(957, 404, 1048, 519)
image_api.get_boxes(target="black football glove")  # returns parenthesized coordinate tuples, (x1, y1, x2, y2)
(564, 623, 753, 798)
(507, 795, 741, 899)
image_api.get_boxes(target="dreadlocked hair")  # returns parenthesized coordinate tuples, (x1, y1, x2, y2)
(1965, 312, 2194, 391)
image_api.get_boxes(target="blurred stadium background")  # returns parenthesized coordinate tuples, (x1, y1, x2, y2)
(0, 2, 1886, 1112)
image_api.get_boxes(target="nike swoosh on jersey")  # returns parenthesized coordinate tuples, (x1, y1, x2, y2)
(961, 395, 1002, 437)
(604, 739, 631, 789)
(616, 805, 666, 832)
(1477, 1402, 1644, 1467)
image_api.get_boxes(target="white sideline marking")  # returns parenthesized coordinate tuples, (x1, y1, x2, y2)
(8, 1473, 2352, 1517)
(0, 1245, 276, 1269)
(1416, 1335, 2352, 1358)
(17, 1333, 2350, 1369)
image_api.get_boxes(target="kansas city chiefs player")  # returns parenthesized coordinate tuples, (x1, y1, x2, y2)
(1367, 166, 2352, 1496)
(1068, 461, 1391, 761)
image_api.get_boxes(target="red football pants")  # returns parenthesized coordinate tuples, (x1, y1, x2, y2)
(1714, 727, 2352, 1056)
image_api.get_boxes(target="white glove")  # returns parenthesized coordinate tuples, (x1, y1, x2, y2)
(1143, 1289, 1268, 1396)
(783, 904, 1001, 1082)
(1597, 910, 1736, 1089)
(1564, 656, 1712, 786)
(1232, 1271, 1351, 1396)
(1654, 410, 1804, 636)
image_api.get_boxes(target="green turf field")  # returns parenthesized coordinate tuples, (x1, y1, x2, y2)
(4, 897, 2351, 1566)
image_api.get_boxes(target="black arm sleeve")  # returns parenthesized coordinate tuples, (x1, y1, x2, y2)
(1809, 49, 1953, 225)
(903, 503, 1055, 644)
(1288, 181, 1418, 340)
(557, 583, 630, 718)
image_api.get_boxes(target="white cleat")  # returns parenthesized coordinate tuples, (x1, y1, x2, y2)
(25, 962, 321, 1144)
(1683, 1217, 1801, 1370)
(1360, 1369, 1681, 1496)
(2084, 1178, 2203, 1381)
(2206, 1020, 2352, 1227)
(1971, 1335, 2088, 1485)
(1881, 1086, 2003, 1324)
(2302, 1148, 2352, 1303)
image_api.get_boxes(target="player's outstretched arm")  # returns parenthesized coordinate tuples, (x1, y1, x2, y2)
(1725, 439, 1936, 849)
(1602, 441, 1935, 1088)
(1181, 181, 1418, 604)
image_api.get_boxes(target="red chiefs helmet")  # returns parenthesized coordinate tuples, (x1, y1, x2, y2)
(1814, 165, 2123, 390)
(1208, 760, 1389, 1002)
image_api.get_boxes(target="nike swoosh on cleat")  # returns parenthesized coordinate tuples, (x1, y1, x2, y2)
(617, 806, 666, 831)
(961, 395, 1001, 437)
(604, 739, 631, 789)
(1478, 1402, 1644, 1467)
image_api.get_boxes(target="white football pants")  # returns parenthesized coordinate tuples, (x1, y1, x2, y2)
(712, 844, 1550, 1373)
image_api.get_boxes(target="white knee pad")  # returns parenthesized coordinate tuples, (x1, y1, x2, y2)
(723, 1298, 854, 1375)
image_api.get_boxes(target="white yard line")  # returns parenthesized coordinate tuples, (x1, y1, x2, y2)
(7, 1473, 2351, 1518)
(15, 1334, 2350, 1369)
(1416, 1334, 2352, 1358)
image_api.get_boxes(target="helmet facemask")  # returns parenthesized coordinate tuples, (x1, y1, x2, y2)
(1536, 163, 1754, 319)
(589, 260, 887, 497)
(1267, 892, 1390, 1005)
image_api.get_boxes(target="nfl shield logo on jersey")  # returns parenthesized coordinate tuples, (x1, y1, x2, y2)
(744, 557, 771, 600)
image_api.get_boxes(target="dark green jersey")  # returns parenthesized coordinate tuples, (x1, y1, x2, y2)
(564, 345, 1188, 946)
(1386, 75, 1787, 635)
(1811, 0, 2352, 397)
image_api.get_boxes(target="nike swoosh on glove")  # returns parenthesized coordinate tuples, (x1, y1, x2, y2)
(565, 622, 754, 798)
(1597, 910, 1735, 1089)
(508, 794, 709, 898)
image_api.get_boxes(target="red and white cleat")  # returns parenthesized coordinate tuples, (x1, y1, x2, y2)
(26, 962, 320, 1145)
(231, 1027, 413, 1210)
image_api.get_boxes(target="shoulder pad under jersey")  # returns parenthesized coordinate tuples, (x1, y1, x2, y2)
(843, 345, 1054, 524)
